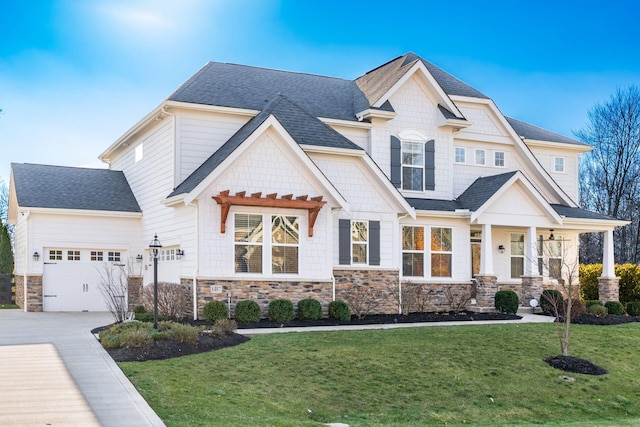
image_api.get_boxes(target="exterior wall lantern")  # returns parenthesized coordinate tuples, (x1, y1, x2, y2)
(33, 251, 40, 261)
(176, 249, 185, 260)
(498, 245, 505, 254)
(149, 234, 163, 329)
(135, 254, 143, 262)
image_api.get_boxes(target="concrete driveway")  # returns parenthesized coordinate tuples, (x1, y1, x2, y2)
(0, 310, 165, 427)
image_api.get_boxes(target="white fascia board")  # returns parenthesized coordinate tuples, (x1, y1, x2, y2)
(562, 217, 630, 230)
(372, 61, 463, 119)
(451, 95, 577, 207)
(319, 117, 372, 129)
(300, 145, 365, 157)
(164, 100, 260, 117)
(183, 116, 350, 211)
(414, 210, 471, 219)
(524, 138, 593, 153)
(19, 207, 142, 219)
(470, 172, 563, 225)
(355, 109, 397, 121)
(455, 133, 514, 145)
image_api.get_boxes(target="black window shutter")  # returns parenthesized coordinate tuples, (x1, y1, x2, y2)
(339, 219, 351, 265)
(390, 136, 401, 188)
(369, 221, 380, 265)
(425, 139, 435, 191)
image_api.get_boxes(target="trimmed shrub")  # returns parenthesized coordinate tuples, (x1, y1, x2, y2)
(494, 290, 519, 314)
(133, 305, 147, 314)
(585, 300, 602, 308)
(203, 300, 228, 322)
(588, 304, 608, 318)
(134, 312, 168, 323)
(328, 300, 351, 321)
(604, 301, 625, 315)
(268, 299, 295, 323)
(297, 298, 322, 320)
(99, 321, 153, 349)
(212, 318, 238, 335)
(234, 300, 262, 323)
(581, 263, 640, 304)
(579, 263, 601, 301)
(167, 322, 200, 344)
(626, 301, 640, 316)
(540, 289, 563, 316)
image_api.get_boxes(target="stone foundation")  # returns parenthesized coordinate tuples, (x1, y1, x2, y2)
(598, 277, 620, 302)
(14, 275, 43, 312)
(521, 276, 543, 306)
(180, 278, 195, 319)
(334, 269, 400, 314)
(127, 276, 143, 311)
(473, 275, 498, 309)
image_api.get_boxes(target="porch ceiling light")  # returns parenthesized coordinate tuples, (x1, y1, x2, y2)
(549, 229, 555, 241)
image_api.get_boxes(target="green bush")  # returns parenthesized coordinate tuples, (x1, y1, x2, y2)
(133, 305, 147, 314)
(588, 304, 608, 318)
(297, 298, 322, 320)
(604, 301, 625, 315)
(626, 301, 640, 316)
(203, 300, 228, 322)
(167, 322, 201, 343)
(134, 312, 168, 323)
(212, 318, 238, 335)
(540, 290, 563, 316)
(494, 290, 519, 314)
(585, 300, 602, 308)
(268, 299, 295, 323)
(328, 300, 351, 321)
(581, 263, 640, 304)
(234, 300, 262, 323)
(99, 321, 153, 349)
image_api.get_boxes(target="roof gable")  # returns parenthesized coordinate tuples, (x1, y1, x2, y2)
(10, 163, 141, 213)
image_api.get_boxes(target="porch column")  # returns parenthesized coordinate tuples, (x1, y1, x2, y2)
(479, 223, 494, 275)
(475, 223, 498, 309)
(599, 229, 619, 302)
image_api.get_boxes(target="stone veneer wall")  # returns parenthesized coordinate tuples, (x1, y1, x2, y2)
(14, 275, 43, 312)
(334, 270, 400, 314)
(598, 277, 620, 302)
(196, 278, 333, 319)
(180, 278, 194, 319)
(127, 276, 144, 311)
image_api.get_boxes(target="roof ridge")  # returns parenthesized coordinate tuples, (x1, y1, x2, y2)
(213, 61, 352, 82)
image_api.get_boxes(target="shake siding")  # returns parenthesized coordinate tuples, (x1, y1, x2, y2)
(175, 111, 251, 183)
(527, 145, 579, 202)
(329, 124, 370, 151)
(457, 106, 503, 136)
(198, 130, 332, 280)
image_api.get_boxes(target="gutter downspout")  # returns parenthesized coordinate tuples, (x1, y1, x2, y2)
(190, 201, 199, 320)
(23, 210, 30, 312)
(397, 213, 410, 315)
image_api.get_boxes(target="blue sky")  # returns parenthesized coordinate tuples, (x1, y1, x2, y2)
(1, 0, 639, 185)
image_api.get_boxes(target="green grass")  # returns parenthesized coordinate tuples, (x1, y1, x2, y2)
(120, 323, 640, 426)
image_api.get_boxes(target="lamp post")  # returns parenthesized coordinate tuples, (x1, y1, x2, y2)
(149, 233, 162, 329)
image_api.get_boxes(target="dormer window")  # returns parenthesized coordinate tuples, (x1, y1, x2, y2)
(390, 131, 435, 191)
(402, 141, 424, 191)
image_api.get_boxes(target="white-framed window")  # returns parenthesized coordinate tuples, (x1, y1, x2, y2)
(49, 250, 62, 261)
(67, 250, 80, 261)
(134, 143, 144, 163)
(537, 235, 563, 280)
(108, 251, 121, 262)
(401, 141, 424, 191)
(510, 233, 525, 278)
(475, 149, 486, 166)
(271, 215, 299, 274)
(401, 226, 452, 278)
(454, 147, 466, 164)
(494, 151, 505, 167)
(351, 221, 368, 264)
(554, 157, 565, 172)
(234, 213, 263, 273)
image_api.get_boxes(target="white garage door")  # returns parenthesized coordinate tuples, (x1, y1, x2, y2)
(43, 249, 126, 312)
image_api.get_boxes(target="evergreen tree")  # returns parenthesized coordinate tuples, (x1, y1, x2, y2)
(0, 222, 13, 274)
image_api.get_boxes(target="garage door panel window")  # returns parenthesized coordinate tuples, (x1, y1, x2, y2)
(108, 251, 121, 262)
(49, 250, 62, 261)
(91, 251, 103, 261)
(67, 250, 80, 261)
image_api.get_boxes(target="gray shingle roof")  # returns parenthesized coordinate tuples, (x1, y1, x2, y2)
(168, 94, 362, 198)
(405, 198, 460, 211)
(506, 117, 586, 146)
(11, 163, 141, 213)
(456, 171, 518, 211)
(551, 204, 619, 221)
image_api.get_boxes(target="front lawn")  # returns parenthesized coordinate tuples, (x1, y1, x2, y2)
(120, 323, 640, 426)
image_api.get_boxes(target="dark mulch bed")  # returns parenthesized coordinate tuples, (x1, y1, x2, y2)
(192, 311, 522, 329)
(105, 333, 250, 362)
(572, 314, 640, 325)
(544, 355, 608, 375)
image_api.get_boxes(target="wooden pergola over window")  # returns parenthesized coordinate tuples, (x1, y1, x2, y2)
(213, 190, 327, 237)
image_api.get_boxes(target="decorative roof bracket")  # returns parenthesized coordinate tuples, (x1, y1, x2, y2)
(213, 190, 326, 237)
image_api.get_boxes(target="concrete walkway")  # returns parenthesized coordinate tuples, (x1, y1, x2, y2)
(0, 310, 165, 427)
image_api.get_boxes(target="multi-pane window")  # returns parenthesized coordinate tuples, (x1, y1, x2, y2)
(49, 250, 62, 261)
(67, 250, 80, 261)
(234, 214, 263, 273)
(402, 226, 424, 277)
(554, 157, 565, 172)
(494, 151, 505, 167)
(271, 215, 299, 274)
(475, 149, 486, 165)
(454, 147, 466, 164)
(91, 251, 103, 261)
(351, 221, 368, 263)
(108, 251, 121, 262)
(401, 141, 424, 191)
(547, 238, 563, 280)
(510, 233, 525, 278)
(431, 228, 452, 277)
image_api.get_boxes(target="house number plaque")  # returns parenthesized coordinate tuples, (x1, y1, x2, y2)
(210, 285, 223, 294)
